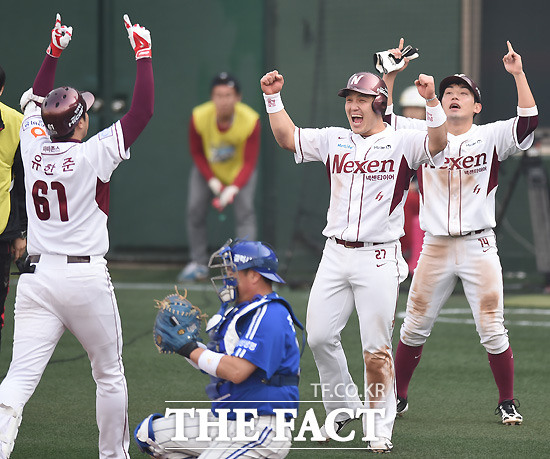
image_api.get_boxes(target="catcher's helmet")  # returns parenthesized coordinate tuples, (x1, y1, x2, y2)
(338, 72, 388, 115)
(41, 86, 95, 138)
(439, 74, 481, 103)
(208, 239, 285, 304)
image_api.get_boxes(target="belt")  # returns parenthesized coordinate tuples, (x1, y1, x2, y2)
(463, 229, 486, 236)
(334, 238, 383, 248)
(29, 255, 91, 264)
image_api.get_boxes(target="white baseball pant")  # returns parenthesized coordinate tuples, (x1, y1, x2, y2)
(400, 229, 509, 354)
(307, 238, 407, 441)
(140, 412, 291, 458)
(0, 254, 129, 458)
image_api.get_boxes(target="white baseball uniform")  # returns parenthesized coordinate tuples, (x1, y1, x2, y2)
(387, 107, 537, 352)
(0, 102, 131, 457)
(296, 124, 437, 440)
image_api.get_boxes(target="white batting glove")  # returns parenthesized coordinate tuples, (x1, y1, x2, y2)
(208, 177, 223, 196)
(374, 45, 419, 74)
(46, 14, 73, 58)
(123, 14, 152, 60)
(20, 88, 45, 112)
(219, 185, 239, 208)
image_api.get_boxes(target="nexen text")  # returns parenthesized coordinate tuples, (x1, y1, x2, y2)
(332, 153, 395, 174)
(429, 152, 487, 170)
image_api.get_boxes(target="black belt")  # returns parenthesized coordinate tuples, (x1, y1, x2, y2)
(334, 238, 383, 248)
(261, 374, 300, 387)
(463, 229, 485, 236)
(29, 255, 91, 264)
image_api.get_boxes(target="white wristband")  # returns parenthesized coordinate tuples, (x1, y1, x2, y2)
(263, 92, 284, 114)
(425, 103, 447, 128)
(197, 349, 224, 377)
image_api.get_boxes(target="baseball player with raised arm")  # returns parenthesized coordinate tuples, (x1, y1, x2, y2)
(0, 13, 153, 458)
(260, 69, 447, 452)
(381, 40, 538, 424)
(135, 239, 302, 458)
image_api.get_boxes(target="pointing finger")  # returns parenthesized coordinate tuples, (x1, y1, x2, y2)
(55, 13, 61, 29)
(507, 40, 514, 54)
(399, 37, 404, 50)
(123, 14, 132, 30)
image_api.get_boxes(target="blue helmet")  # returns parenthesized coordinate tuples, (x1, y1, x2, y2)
(208, 239, 285, 304)
(230, 240, 285, 283)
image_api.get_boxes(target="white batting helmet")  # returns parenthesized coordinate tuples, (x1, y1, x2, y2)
(399, 85, 425, 108)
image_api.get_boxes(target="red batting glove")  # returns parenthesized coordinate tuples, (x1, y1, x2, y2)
(46, 13, 73, 58)
(123, 14, 152, 60)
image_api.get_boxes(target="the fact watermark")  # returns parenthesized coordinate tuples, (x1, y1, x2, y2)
(165, 407, 385, 442)
(163, 382, 389, 444)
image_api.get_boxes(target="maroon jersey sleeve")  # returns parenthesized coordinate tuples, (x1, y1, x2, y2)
(120, 58, 154, 150)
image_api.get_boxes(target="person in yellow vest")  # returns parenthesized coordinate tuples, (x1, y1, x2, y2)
(0, 65, 27, 351)
(178, 72, 260, 282)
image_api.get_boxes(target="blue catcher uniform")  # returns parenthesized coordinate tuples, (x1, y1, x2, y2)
(207, 292, 301, 418)
(134, 240, 302, 458)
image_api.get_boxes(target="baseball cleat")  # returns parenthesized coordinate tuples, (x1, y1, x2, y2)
(396, 396, 408, 417)
(318, 416, 355, 443)
(367, 437, 393, 453)
(177, 262, 209, 282)
(495, 399, 523, 425)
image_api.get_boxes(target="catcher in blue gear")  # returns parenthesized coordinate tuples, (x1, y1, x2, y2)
(135, 239, 303, 458)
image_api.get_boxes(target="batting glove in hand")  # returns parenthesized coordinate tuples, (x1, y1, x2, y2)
(46, 13, 73, 58)
(153, 288, 206, 356)
(123, 14, 152, 60)
(219, 185, 239, 208)
(374, 45, 419, 74)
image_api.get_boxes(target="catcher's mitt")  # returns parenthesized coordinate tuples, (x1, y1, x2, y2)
(153, 287, 207, 355)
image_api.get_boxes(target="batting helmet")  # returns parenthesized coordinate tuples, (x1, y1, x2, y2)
(41, 87, 95, 138)
(439, 74, 481, 103)
(399, 85, 426, 108)
(338, 72, 388, 115)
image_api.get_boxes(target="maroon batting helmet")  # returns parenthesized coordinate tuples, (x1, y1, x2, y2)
(439, 74, 481, 103)
(41, 87, 95, 138)
(338, 72, 389, 115)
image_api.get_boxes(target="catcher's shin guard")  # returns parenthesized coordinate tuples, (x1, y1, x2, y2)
(134, 413, 164, 457)
(0, 404, 23, 458)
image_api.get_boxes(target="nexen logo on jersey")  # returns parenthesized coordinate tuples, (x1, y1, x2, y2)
(332, 153, 395, 174)
(429, 152, 487, 172)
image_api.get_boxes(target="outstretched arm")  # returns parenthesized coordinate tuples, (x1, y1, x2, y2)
(120, 14, 154, 150)
(260, 70, 296, 152)
(503, 41, 535, 109)
(415, 74, 447, 157)
(32, 13, 73, 98)
(502, 41, 538, 142)
(381, 38, 412, 107)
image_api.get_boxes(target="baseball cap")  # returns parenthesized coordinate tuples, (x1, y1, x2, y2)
(439, 74, 481, 103)
(211, 72, 241, 94)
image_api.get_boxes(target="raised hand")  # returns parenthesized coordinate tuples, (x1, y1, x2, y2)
(123, 14, 152, 59)
(502, 41, 523, 76)
(414, 74, 436, 100)
(46, 13, 73, 58)
(260, 70, 284, 95)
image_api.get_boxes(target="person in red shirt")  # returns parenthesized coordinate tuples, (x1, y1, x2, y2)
(178, 73, 260, 282)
